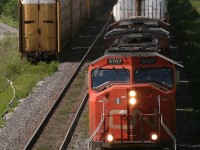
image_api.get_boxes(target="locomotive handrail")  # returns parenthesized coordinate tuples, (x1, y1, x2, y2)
(105, 27, 169, 38)
(88, 94, 109, 148)
(106, 48, 158, 53)
(88, 116, 105, 149)
(94, 81, 131, 92)
(90, 113, 161, 145)
(158, 94, 177, 150)
(94, 81, 113, 92)
(115, 43, 158, 48)
(107, 18, 170, 32)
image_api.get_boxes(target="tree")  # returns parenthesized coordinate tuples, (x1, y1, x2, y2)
(0, 0, 9, 14)
(2, 0, 18, 21)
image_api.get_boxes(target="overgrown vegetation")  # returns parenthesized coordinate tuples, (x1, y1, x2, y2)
(0, 36, 59, 126)
(168, 0, 200, 110)
(0, 0, 18, 27)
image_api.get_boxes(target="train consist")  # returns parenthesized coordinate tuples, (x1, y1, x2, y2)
(18, 0, 104, 60)
(88, 0, 181, 150)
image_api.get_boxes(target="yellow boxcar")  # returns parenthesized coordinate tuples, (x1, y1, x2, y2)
(18, 0, 104, 60)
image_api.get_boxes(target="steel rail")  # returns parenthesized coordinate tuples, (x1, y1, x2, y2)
(59, 92, 88, 150)
(24, 20, 109, 150)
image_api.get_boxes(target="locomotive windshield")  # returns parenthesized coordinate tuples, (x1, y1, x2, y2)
(134, 68, 173, 88)
(92, 69, 129, 89)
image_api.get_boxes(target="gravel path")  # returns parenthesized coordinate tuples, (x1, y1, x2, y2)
(0, 22, 18, 41)
(0, 23, 18, 35)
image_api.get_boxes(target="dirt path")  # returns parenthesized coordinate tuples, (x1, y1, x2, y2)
(0, 22, 18, 35)
(0, 22, 18, 40)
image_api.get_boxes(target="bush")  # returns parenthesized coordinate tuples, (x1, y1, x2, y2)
(0, 0, 18, 27)
(2, 0, 18, 21)
(0, 0, 9, 13)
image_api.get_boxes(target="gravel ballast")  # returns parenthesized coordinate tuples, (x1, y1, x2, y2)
(0, 62, 79, 149)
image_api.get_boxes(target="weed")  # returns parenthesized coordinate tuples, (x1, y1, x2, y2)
(0, 36, 59, 127)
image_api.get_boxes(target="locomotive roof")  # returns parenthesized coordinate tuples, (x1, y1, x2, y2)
(106, 47, 158, 53)
(119, 17, 170, 26)
(107, 17, 170, 32)
(105, 28, 169, 38)
(112, 43, 158, 49)
(111, 34, 158, 48)
(114, 33, 157, 38)
(91, 50, 183, 67)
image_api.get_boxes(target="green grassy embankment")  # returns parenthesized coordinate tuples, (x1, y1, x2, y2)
(0, 36, 59, 127)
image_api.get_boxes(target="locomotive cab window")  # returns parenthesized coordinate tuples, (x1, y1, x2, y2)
(92, 69, 130, 89)
(134, 68, 173, 88)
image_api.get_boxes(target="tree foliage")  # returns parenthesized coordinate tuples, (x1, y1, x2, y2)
(0, 0, 18, 21)
(0, 0, 9, 12)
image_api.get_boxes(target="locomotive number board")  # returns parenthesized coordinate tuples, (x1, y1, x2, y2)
(107, 59, 123, 65)
(141, 58, 156, 64)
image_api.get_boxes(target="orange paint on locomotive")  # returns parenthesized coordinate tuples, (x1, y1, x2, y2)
(88, 53, 176, 149)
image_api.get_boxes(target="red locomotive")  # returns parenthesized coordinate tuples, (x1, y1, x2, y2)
(88, 48, 180, 150)
(87, 0, 180, 149)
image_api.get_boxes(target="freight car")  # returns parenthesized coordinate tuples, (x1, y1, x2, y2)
(18, 0, 104, 60)
(87, 0, 180, 149)
(105, 0, 171, 57)
(111, 0, 168, 22)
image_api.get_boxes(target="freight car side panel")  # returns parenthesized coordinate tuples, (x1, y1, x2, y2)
(113, 0, 136, 21)
(113, 0, 168, 22)
(60, 0, 71, 50)
(39, 4, 57, 51)
(19, 0, 105, 57)
(141, 0, 167, 21)
(81, 0, 88, 26)
(95, 0, 100, 8)
(71, 0, 81, 37)
(22, 4, 38, 51)
(88, 0, 95, 16)
(21, 0, 57, 53)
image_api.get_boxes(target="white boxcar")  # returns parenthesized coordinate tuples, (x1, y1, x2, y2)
(112, 0, 167, 22)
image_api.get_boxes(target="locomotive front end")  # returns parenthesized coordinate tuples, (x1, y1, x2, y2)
(88, 51, 177, 150)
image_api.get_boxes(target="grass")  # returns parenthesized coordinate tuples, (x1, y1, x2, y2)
(56, 69, 86, 121)
(0, 36, 59, 127)
(0, 16, 18, 28)
(79, 106, 89, 138)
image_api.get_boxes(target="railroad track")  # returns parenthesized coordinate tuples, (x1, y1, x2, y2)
(59, 93, 88, 150)
(24, 20, 109, 150)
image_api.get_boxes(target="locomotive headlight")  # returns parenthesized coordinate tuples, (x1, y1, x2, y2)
(129, 90, 136, 97)
(106, 134, 114, 142)
(129, 97, 137, 106)
(151, 133, 158, 141)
